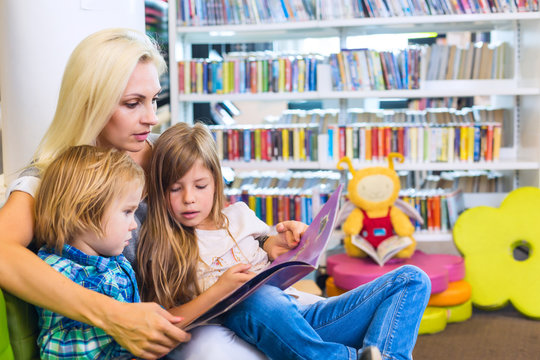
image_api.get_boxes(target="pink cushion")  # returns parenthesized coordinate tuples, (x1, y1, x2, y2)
(327, 251, 464, 294)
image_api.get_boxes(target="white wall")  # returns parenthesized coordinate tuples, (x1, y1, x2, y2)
(0, 0, 145, 184)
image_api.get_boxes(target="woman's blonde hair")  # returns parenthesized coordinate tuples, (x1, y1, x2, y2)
(34, 145, 145, 253)
(138, 122, 226, 308)
(32, 28, 166, 173)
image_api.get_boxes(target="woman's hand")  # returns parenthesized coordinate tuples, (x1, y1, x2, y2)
(214, 263, 256, 295)
(104, 301, 191, 359)
(264, 221, 308, 260)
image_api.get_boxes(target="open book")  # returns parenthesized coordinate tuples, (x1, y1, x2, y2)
(185, 184, 343, 330)
(351, 235, 413, 267)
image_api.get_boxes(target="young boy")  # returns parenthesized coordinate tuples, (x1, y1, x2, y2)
(33, 145, 145, 359)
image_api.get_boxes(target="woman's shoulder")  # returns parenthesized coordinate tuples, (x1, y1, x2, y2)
(5, 166, 41, 199)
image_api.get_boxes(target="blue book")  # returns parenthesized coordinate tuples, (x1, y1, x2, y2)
(328, 128, 334, 159)
(473, 125, 481, 162)
(243, 129, 251, 162)
(239, 60, 246, 93)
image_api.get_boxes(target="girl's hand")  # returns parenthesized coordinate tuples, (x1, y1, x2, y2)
(265, 221, 308, 260)
(214, 263, 255, 295)
(276, 220, 308, 242)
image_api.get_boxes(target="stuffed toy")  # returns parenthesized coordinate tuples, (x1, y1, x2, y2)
(337, 153, 416, 259)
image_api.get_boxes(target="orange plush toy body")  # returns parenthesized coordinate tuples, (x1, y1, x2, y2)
(338, 153, 416, 259)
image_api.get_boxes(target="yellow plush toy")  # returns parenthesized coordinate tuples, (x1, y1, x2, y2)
(337, 153, 416, 259)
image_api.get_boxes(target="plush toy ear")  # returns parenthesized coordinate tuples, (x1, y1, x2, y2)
(387, 153, 404, 170)
(337, 156, 355, 173)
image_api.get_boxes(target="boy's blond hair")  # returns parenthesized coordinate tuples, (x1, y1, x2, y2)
(34, 145, 145, 252)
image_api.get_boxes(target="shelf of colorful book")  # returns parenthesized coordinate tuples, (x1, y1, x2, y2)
(178, 81, 539, 101)
(176, 13, 540, 44)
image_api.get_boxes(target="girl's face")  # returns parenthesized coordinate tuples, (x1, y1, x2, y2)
(97, 61, 161, 153)
(72, 182, 143, 257)
(168, 159, 216, 230)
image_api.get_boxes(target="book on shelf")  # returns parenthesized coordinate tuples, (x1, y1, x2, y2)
(185, 184, 343, 330)
(351, 235, 414, 267)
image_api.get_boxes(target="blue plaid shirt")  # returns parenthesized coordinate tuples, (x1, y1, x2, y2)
(36, 244, 140, 359)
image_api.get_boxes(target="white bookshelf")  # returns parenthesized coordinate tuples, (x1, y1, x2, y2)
(168, 6, 540, 243)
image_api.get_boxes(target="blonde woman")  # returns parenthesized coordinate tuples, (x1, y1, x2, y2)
(0, 28, 299, 359)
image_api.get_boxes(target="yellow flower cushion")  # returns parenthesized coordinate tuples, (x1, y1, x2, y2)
(418, 307, 447, 335)
(453, 187, 540, 319)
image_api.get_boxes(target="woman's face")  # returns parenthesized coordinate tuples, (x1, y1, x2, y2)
(97, 61, 161, 152)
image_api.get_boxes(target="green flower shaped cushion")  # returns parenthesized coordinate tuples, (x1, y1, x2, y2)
(453, 187, 540, 318)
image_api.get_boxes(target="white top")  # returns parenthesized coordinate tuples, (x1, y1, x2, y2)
(196, 202, 271, 291)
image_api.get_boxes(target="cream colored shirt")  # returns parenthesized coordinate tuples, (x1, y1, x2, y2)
(196, 202, 270, 291)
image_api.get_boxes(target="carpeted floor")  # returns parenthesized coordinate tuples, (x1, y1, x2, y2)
(413, 304, 540, 360)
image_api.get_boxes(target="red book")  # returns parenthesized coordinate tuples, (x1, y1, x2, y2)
(339, 126, 346, 159)
(427, 197, 434, 231)
(384, 127, 391, 157)
(250, 60, 258, 93)
(232, 129, 239, 160)
(485, 124, 494, 162)
(432, 196, 441, 231)
(372, 127, 379, 161)
(261, 129, 268, 161)
(283, 195, 290, 222)
(294, 195, 302, 222)
(227, 129, 234, 161)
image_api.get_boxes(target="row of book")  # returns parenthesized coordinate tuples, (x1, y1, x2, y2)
(177, 0, 317, 26)
(330, 48, 422, 91)
(177, 0, 539, 26)
(425, 42, 508, 81)
(225, 176, 465, 231)
(268, 106, 505, 129)
(211, 121, 502, 163)
(416, 170, 504, 192)
(225, 170, 341, 224)
(178, 53, 319, 94)
(401, 189, 465, 231)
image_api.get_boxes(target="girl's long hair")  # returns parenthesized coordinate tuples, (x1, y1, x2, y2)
(137, 122, 226, 308)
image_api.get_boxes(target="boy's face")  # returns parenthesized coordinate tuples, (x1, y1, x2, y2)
(168, 159, 216, 230)
(73, 182, 142, 257)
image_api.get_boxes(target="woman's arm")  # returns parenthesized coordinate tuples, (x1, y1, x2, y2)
(0, 192, 189, 359)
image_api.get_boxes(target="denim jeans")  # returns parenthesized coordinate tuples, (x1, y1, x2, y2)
(223, 265, 431, 360)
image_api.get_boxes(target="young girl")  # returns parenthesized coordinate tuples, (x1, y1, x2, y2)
(138, 122, 431, 360)
(33, 145, 145, 359)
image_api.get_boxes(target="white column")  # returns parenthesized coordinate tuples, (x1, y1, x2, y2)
(0, 0, 145, 184)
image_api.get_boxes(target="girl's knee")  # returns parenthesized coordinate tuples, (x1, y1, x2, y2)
(396, 265, 431, 289)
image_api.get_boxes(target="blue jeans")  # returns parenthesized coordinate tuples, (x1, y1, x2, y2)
(223, 265, 431, 360)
